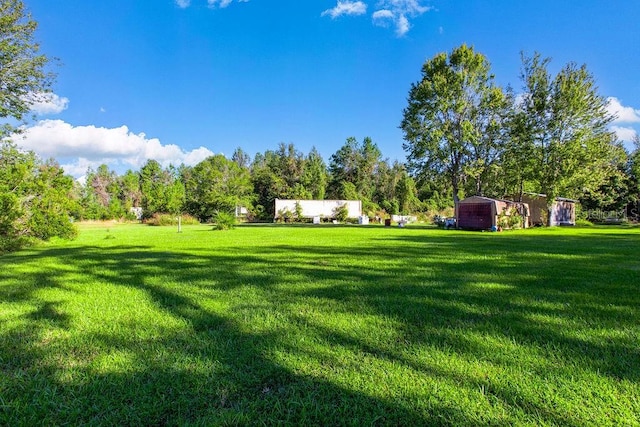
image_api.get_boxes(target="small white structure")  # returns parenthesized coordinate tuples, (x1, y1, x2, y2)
(392, 215, 417, 224)
(130, 207, 143, 220)
(274, 199, 362, 221)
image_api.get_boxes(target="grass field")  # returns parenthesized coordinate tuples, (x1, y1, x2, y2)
(1, 223, 639, 426)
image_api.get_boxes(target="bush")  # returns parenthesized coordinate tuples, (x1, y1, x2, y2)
(294, 202, 304, 222)
(498, 207, 523, 230)
(146, 213, 200, 226)
(213, 211, 237, 230)
(276, 208, 294, 223)
(333, 204, 349, 222)
(0, 235, 29, 254)
(575, 218, 594, 227)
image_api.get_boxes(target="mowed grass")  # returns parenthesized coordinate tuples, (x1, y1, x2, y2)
(1, 223, 639, 426)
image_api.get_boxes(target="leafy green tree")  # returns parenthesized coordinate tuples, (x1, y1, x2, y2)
(0, 141, 33, 249)
(401, 44, 508, 204)
(301, 147, 328, 200)
(139, 160, 165, 217)
(396, 171, 421, 214)
(0, 142, 76, 251)
(371, 160, 402, 214)
(328, 137, 359, 198)
(251, 151, 287, 218)
(251, 143, 319, 218)
(232, 147, 251, 169)
(26, 158, 77, 240)
(0, 0, 53, 124)
(119, 169, 142, 215)
(624, 135, 640, 220)
(139, 160, 184, 218)
(165, 177, 186, 216)
(512, 53, 619, 224)
(83, 164, 119, 219)
(328, 136, 382, 203)
(185, 154, 253, 222)
(579, 143, 632, 215)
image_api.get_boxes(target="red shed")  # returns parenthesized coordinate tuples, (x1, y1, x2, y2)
(456, 196, 529, 230)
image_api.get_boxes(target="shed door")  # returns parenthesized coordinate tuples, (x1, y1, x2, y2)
(459, 203, 492, 229)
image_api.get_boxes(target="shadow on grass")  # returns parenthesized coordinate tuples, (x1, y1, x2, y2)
(0, 229, 639, 425)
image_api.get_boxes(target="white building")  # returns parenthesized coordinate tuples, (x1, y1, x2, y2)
(274, 199, 362, 220)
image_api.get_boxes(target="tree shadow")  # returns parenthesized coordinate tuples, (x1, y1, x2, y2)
(0, 228, 638, 425)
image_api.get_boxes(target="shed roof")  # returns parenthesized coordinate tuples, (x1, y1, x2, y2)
(522, 192, 577, 203)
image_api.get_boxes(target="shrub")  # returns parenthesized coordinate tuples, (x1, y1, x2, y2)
(213, 211, 237, 230)
(294, 202, 304, 222)
(498, 207, 523, 230)
(276, 208, 294, 223)
(146, 213, 199, 226)
(575, 218, 594, 227)
(333, 204, 349, 222)
(0, 235, 29, 254)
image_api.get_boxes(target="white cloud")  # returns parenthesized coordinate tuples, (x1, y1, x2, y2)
(607, 97, 640, 124)
(60, 158, 106, 180)
(207, 0, 249, 8)
(372, 9, 393, 20)
(13, 120, 215, 177)
(611, 126, 637, 143)
(179, 0, 430, 35)
(396, 14, 410, 36)
(372, 0, 432, 36)
(321, 1, 367, 19)
(28, 92, 69, 115)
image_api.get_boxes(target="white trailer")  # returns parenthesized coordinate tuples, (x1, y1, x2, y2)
(274, 199, 362, 220)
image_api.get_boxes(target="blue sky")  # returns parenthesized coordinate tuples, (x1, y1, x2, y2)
(14, 0, 640, 177)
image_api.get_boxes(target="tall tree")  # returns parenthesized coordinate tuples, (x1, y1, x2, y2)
(232, 147, 251, 169)
(301, 147, 328, 200)
(185, 154, 253, 222)
(83, 164, 120, 219)
(119, 169, 142, 214)
(400, 44, 507, 204)
(0, 0, 53, 125)
(328, 136, 382, 204)
(0, 142, 76, 251)
(513, 53, 618, 224)
(250, 143, 316, 218)
(139, 160, 184, 218)
(625, 135, 640, 220)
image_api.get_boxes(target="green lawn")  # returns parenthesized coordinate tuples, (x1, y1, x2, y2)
(1, 223, 639, 426)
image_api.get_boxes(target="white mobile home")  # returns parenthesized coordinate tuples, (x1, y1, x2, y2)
(274, 199, 362, 220)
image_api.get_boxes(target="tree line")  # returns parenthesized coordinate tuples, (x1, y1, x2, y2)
(2, 0, 640, 252)
(73, 138, 425, 223)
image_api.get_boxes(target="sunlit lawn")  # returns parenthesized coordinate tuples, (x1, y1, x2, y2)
(1, 222, 639, 426)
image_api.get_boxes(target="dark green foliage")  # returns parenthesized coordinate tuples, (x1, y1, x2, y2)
(139, 160, 185, 219)
(184, 154, 253, 222)
(401, 44, 509, 204)
(333, 203, 349, 222)
(0, 0, 53, 123)
(251, 143, 327, 219)
(328, 136, 381, 203)
(146, 213, 199, 227)
(213, 210, 237, 230)
(0, 142, 77, 252)
(508, 53, 618, 223)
